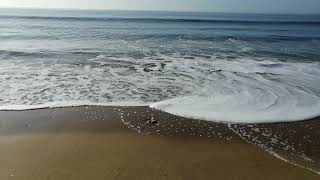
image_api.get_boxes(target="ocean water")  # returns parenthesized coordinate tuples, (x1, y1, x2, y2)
(1, 8, 320, 123)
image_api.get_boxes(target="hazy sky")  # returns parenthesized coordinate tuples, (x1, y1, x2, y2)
(1, 0, 320, 14)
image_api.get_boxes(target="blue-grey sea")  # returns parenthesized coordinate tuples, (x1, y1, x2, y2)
(0, 8, 320, 123)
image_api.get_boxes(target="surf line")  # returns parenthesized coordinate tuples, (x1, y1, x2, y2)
(227, 124, 320, 176)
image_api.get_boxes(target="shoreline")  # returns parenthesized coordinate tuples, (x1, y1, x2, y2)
(0, 106, 319, 179)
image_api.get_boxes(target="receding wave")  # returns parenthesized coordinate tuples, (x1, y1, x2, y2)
(0, 101, 146, 111)
(150, 59, 320, 124)
(1, 51, 320, 124)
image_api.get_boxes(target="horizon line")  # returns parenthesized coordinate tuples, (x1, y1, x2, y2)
(0, 6, 320, 16)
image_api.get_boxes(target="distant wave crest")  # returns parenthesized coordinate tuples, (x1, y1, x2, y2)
(1, 15, 320, 25)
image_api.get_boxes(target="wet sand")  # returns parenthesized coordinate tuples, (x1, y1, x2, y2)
(0, 106, 319, 180)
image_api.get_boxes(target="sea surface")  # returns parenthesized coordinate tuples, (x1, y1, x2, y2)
(1, 8, 320, 123)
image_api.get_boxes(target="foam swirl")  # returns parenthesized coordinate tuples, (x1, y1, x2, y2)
(150, 59, 320, 123)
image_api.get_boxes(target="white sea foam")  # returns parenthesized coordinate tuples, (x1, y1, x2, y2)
(0, 101, 146, 111)
(1, 51, 320, 123)
(150, 59, 320, 123)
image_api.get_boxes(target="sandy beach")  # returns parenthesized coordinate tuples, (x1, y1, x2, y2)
(0, 106, 319, 180)
(1, 6, 320, 180)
